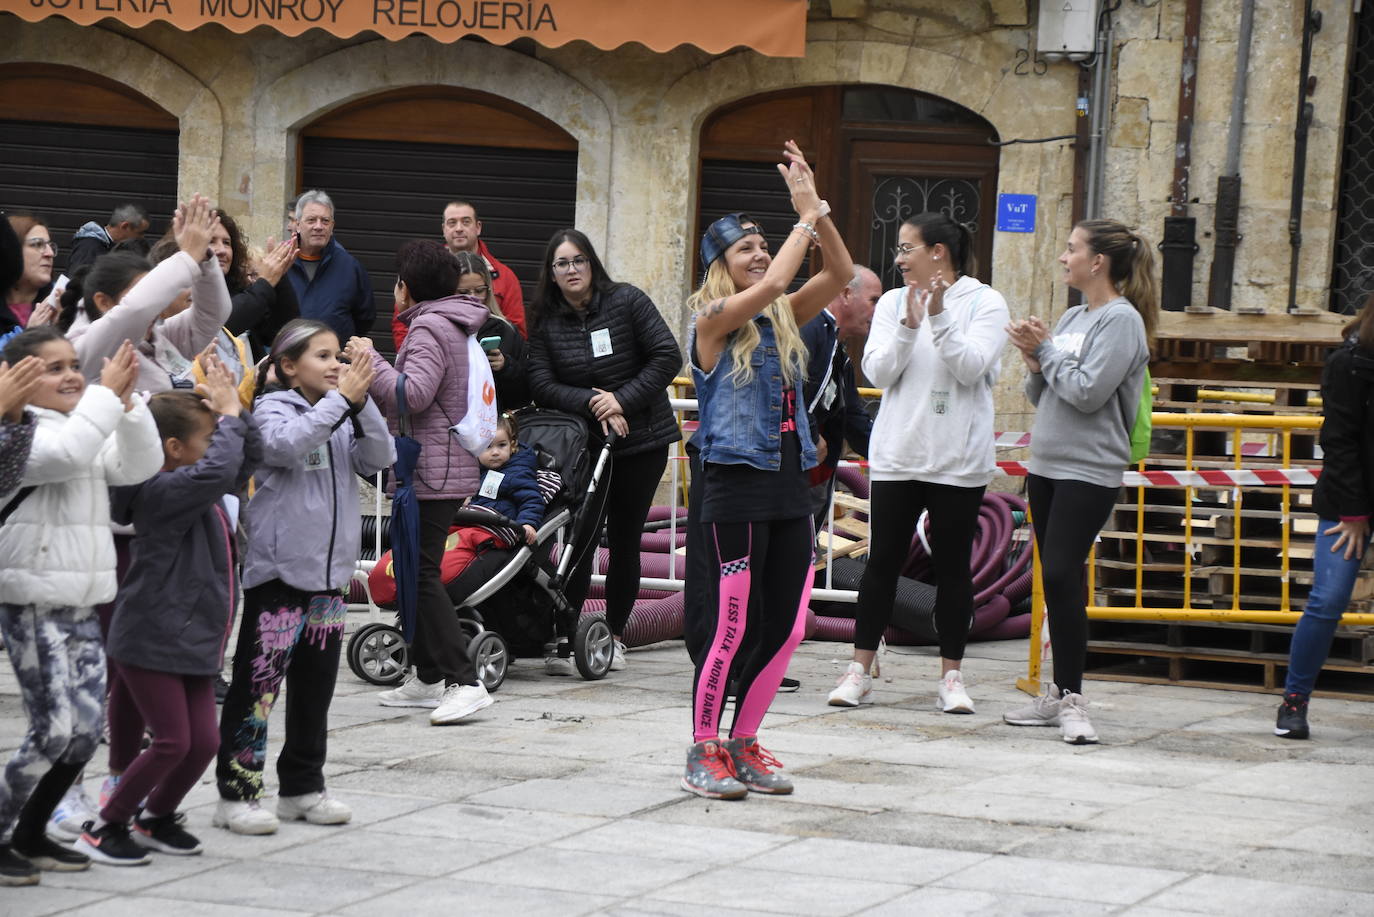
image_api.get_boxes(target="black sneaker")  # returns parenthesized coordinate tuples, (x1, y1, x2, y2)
(0, 844, 40, 886)
(1275, 692, 1310, 740)
(74, 821, 151, 866)
(12, 835, 90, 872)
(134, 812, 203, 855)
(215, 675, 231, 704)
(778, 677, 801, 693)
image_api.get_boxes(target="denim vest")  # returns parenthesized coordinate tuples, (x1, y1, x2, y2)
(690, 318, 818, 472)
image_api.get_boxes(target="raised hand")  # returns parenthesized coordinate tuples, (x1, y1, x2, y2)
(255, 236, 298, 286)
(337, 351, 375, 404)
(903, 283, 928, 329)
(926, 271, 951, 316)
(196, 353, 242, 417)
(776, 139, 821, 218)
(0, 357, 45, 421)
(174, 194, 219, 261)
(100, 340, 139, 411)
(343, 335, 374, 366)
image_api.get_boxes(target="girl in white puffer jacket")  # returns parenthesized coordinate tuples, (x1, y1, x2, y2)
(0, 327, 162, 884)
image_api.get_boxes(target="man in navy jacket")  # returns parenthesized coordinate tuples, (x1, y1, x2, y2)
(287, 190, 375, 344)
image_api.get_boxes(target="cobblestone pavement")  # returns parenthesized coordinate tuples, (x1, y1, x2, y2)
(4, 626, 1373, 916)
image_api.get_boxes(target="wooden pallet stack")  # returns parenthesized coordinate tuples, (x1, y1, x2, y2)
(1085, 309, 1374, 698)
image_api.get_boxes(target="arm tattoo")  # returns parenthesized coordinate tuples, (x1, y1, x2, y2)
(702, 298, 726, 320)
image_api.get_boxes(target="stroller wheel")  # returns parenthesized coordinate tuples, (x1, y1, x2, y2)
(348, 623, 408, 686)
(470, 631, 509, 693)
(574, 613, 614, 680)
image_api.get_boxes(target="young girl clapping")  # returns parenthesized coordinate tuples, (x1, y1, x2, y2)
(214, 319, 394, 835)
(0, 329, 162, 885)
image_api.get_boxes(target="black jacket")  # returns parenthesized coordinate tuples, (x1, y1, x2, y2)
(800, 310, 872, 472)
(106, 413, 262, 675)
(528, 283, 682, 455)
(227, 276, 301, 360)
(483, 313, 531, 411)
(1313, 338, 1374, 522)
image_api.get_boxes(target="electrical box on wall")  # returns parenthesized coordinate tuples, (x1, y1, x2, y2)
(1037, 0, 1099, 61)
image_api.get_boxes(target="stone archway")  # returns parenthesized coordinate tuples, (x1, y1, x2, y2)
(250, 37, 613, 255)
(0, 19, 223, 199)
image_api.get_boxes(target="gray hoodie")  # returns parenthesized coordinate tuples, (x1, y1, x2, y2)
(243, 389, 395, 593)
(1025, 297, 1149, 488)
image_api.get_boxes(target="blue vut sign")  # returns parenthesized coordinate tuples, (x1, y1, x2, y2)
(996, 193, 1037, 232)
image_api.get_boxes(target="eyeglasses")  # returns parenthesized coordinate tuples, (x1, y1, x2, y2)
(25, 238, 56, 254)
(456, 285, 489, 298)
(892, 243, 927, 258)
(552, 256, 589, 273)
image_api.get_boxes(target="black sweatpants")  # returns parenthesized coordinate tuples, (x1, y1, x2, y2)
(1025, 473, 1119, 696)
(853, 479, 986, 660)
(217, 580, 346, 801)
(566, 446, 669, 636)
(412, 498, 476, 687)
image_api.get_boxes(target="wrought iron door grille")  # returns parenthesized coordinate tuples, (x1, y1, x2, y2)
(1331, 3, 1374, 314)
(869, 176, 981, 285)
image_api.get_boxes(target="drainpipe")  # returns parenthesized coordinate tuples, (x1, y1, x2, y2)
(1287, 0, 1323, 313)
(1207, 0, 1255, 310)
(1084, 22, 1113, 221)
(1160, 0, 1203, 311)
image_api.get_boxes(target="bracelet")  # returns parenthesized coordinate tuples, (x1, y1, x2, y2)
(793, 221, 820, 243)
(817, 199, 831, 220)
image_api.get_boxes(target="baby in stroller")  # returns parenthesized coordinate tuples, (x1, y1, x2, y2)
(349, 407, 620, 691)
(367, 413, 548, 607)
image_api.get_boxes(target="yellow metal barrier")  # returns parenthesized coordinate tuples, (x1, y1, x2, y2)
(1020, 411, 1374, 695)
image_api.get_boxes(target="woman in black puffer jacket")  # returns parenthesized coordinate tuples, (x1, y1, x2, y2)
(528, 228, 682, 672)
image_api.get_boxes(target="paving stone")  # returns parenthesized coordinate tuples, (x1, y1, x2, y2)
(647, 864, 913, 916)
(147, 860, 412, 911)
(39, 855, 237, 895)
(56, 897, 312, 917)
(933, 854, 1188, 905)
(1210, 846, 1374, 893)
(1145, 874, 1374, 915)
(449, 845, 704, 896)
(549, 818, 787, 861)
(264, 825, 524, 876)
(746, 836, 990, 884)
(819, 808, 1059, 854)
(373, 802, 607, 846)
(464, 776, 683, 817)
(334, 877, 619, 917)
(858, 887, 1119, 916)
(2, 887, 110, 917)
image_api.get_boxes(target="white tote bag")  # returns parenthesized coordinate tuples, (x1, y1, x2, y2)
(450, 334, 499, 455)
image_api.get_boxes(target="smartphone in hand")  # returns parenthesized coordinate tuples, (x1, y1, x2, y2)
(479, 336, 502, 352)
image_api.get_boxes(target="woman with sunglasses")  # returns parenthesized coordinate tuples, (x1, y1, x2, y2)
(527, 229, 682, 673)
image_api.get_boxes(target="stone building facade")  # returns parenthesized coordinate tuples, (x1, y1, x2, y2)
(0, 0, 1357, 433)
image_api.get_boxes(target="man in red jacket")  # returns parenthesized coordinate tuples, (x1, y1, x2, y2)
(392, 201, 528, 350)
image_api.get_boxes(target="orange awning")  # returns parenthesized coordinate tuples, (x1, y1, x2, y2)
(2, 0, 807, 57)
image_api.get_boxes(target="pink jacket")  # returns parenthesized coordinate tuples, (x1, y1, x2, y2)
(368, 294, 490, 501)
(68, 251, 232, 393)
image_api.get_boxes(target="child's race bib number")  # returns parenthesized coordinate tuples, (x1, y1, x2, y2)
(479, 470, 503, 499)
(305, 446, 331, 471)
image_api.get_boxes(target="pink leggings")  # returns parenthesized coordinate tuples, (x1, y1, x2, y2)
(692, 517, 813, 742)
(101, 664, 218, 824)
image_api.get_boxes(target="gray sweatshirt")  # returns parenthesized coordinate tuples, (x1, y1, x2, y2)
(1025, 297, 1148, 488)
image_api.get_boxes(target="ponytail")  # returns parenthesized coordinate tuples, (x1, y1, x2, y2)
(1076, 219, 1159, 352)
(903, 211, 976, 277)
(256, 318, 334, 403)
(58, 252, 151, 333)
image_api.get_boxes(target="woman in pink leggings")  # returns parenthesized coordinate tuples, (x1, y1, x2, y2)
(682, 141, 853, 799)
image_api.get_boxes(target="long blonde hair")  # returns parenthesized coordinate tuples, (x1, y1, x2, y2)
(687, 259, 806, 387)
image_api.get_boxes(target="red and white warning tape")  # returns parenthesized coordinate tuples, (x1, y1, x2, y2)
(996, 461, 1320, 486)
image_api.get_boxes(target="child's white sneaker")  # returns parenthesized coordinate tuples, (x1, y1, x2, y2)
(212, 799, 280, 835)
(277, 791, 351, 825)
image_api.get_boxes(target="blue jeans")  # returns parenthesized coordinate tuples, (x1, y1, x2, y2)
(1284, 520, 1373, 696)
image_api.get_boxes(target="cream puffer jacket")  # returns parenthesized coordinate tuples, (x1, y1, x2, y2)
(0, 386, 163, 608)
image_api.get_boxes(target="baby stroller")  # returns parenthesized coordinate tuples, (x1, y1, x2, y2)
(346, 407, 618, 692)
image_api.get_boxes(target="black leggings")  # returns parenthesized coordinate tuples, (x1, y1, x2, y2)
(691, 516, 813, 741)
(853, 480, 986, 660)
(413, 498, 476, 686)
(566, 446, 669, 635)
(1025, 473, 1119, 696)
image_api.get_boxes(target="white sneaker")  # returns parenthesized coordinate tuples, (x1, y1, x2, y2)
(377, 671, 444, 708)
(937, 669, 975, 714)
(1059, 691, 1099, 745)
(1003, 683, 1062, 726)
(827, 662, 873, 707)
(277, 791, 352, 825)
(47, 782, 97, 843)
(610, 639, 627, 671)
(212, 799, 280, 835)
(544, 643, 575, 676)
(430, 682, 494, 725)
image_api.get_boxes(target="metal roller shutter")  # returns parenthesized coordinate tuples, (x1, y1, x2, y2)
(0, 119, 179, 275)
(301, 136, 578, 359)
